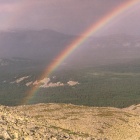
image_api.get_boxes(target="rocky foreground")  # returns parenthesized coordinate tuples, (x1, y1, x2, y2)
(0, 103, 140, 140)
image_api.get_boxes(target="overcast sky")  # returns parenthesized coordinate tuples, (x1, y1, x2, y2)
(0, 0, 140, 36)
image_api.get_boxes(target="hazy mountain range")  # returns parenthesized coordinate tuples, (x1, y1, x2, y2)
(0, 29, 75, 61)
(0, 29, 140, 68)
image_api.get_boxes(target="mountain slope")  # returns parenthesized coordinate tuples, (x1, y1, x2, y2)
(0, 103, 139, 140)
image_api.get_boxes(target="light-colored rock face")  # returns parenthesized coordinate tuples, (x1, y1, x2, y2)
(67, 81, 79, 86)
(0, 104, 139, 140)
(9, 75, 80, 88)
(11, 76, 30, 84)
(26, 81, 33, 86)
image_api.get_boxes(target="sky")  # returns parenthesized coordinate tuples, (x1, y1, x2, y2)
(0, 0, 140, 36)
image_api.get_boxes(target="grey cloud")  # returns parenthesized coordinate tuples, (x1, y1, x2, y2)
(0, 0, 140, 35)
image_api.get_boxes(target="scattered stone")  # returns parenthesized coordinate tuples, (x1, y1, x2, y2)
(0, 103, 139, 140)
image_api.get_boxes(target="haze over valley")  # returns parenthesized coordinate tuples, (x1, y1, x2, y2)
(0, 30, 140, 107)
(0, 0, 140, 139)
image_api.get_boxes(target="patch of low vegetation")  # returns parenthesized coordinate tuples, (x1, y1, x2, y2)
(34, 115, 43, 119)
(97, 111, 114, 117)
(118, 118, 128, 123)
(70, 118, 79, 121)
(49, 125, 90, 138)
(103, 122, 112, 128)
(123, 112, 133, 117)
(97, 129, 104, 134)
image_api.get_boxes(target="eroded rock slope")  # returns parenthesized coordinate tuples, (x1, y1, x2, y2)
(0, 103, 140, 140)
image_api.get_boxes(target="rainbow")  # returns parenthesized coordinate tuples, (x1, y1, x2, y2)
(21, 0, 140, 104)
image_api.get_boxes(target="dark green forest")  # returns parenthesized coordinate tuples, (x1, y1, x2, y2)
(0, 61, 140, 108)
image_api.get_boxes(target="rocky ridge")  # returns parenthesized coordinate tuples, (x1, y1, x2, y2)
(0, 103, 140, 140)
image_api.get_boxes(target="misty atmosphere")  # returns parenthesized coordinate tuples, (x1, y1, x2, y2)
(0, 0, 140, 107)
(0, 1, 140, 139)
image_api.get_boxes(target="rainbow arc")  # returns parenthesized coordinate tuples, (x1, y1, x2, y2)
(21, 0, 140, 104)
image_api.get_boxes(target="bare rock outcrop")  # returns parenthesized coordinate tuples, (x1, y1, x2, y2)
(0, 103, 139, 140)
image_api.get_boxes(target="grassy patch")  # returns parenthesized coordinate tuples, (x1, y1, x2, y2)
(118, 118, 128, 123)
(97, 111, 114, 117)
(49, 125, 90, 137)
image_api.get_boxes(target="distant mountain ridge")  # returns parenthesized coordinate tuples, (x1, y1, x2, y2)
(0, 57, 32, 67)
(66, 34, 140, 67)
(0, 29, 76, 60)
(1, 30, 140, 67)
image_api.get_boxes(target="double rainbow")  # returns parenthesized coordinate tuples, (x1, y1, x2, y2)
(21, 0, 140, 104)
